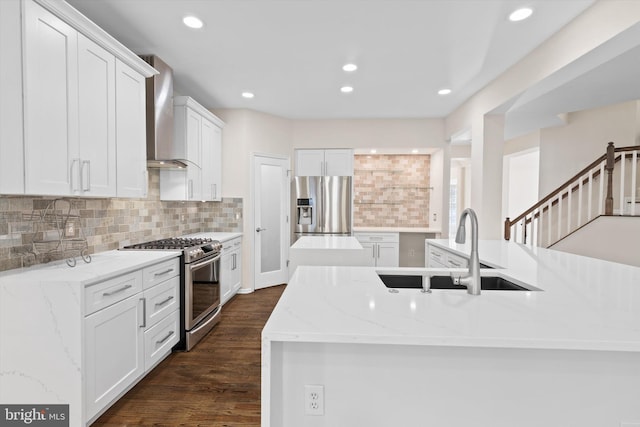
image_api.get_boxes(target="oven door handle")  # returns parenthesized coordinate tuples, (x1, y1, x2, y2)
(189, 253, 221, 271)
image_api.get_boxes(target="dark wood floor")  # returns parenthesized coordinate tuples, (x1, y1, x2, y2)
(93, 285, 286, 427)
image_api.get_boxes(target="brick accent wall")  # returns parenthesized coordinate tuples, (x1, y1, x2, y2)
(354, 154, 430, 228)
(0, 169, 242, 272)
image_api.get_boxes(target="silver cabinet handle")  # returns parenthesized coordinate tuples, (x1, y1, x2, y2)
(103, 284, 132, 296)
(154, 295, 174, 307)
(212, 183, 217, 199)
(156, 330, 175, 345)
(188, 179, 193, 199)
(140, 297, 146, 328)
(371, 245, 375, 258)
(154, 268, 174, 277)
(81, 160, 91, 192)
(256, 227, 267, 232)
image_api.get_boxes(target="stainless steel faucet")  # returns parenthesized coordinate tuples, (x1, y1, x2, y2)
(451, 208, 481, 295)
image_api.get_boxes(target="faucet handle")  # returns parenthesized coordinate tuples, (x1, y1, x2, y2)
(421, 274, 432, 293)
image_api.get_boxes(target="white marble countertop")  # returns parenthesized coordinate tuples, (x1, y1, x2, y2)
(183, 231, 243, 242)
(264, 239, 640, 352)
(0, 250, 180, 285)
(354, 227, 441, 233)
(291, 235, 363, 250)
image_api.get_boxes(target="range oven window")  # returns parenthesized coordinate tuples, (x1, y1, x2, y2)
(188, 256, 221, 327)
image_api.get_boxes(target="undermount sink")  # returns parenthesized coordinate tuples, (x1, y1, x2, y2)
(378, 274, 534, 291)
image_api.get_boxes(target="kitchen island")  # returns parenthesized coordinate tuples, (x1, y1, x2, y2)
(262, 240, 640, 427)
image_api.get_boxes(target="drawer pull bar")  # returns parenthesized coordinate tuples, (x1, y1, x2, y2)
(154, 296, 174, 307)
(156, 330, 175, 345)
(103, 284, 132, 296)
(154, 268, 174, 277)
(140, 298, 146, 328)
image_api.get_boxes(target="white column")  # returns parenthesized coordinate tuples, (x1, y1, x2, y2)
(470, 114, 505, 239)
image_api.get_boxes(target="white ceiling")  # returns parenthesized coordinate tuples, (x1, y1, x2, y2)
(66, 0, 597, 121)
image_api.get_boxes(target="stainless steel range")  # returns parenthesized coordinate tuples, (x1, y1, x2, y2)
(122, 237, 222, 351)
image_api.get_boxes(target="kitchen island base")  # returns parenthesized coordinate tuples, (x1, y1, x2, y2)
(263, 341, 640, 426)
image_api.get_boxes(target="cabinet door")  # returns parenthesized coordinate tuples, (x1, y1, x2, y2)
(231, 242, 242, 294)
(376, 242, 399, 267)
(324, 149, 354, 176)
(359, 242, 377, 267)
(185, 108, 202, 200)
(23, 0, 79, 195)
(295, 150, 324, 176)
(201, 118, 221, 201)
(78, 34, 116, 197)
(115, 59, 148, 198)
(84, 294, 144, 421)
(220, 250, 233, 305)
(0, 0, 25, 194)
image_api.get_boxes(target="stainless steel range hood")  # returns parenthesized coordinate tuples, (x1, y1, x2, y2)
(139, 55, 187, 169)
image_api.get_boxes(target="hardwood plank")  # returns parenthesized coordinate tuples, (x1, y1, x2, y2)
(92, 285, 285, 427)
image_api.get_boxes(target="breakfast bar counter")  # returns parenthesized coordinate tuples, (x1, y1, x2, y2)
(262, 240, 640, 427)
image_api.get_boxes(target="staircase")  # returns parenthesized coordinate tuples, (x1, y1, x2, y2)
(504, 142, 640, 248)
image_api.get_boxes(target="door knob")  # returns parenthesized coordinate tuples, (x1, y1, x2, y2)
(256, 227, 267, 232)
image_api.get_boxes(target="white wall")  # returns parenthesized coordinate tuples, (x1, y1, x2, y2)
(538, 100, 639, 196)
(551, 216, 640, 267)
(212, 108, 292, 291)
(503, 149, 540, 221)
(291, 118, 445, 151)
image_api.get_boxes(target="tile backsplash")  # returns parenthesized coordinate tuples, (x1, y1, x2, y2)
(354, 154, 430, 228)
(0, 169, 242, 272)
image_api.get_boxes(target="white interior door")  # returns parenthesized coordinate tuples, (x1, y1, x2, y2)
(253, 154, 289, 289)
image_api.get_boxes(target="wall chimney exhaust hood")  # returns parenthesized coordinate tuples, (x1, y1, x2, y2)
(139, 55, 188, 169)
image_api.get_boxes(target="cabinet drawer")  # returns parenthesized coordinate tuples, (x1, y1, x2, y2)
(144, 309, 179, 371)
(355, 232, 399, 243)
(446, 252, 468, 269)
(142, 257, 180, 289)
(144, 276, 179, 328)
(84, 270, 143, 315)
(427, 245, 445, 263)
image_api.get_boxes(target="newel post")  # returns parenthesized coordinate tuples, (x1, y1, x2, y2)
(504, 217, 511, 241)
(605, 142, 615, 215)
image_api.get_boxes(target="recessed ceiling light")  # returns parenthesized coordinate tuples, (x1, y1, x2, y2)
(342, 63, 358, 72)
(183, 15, 204, 29)
(509, 7, 533, 22)
(340, 86, 354, 93)
(438, 88, 452, 95)
(242, 92, 255, 99)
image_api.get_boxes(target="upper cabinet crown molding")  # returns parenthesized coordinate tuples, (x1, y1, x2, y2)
(173, 96, 225, 128)
(33, 0, 157, 78)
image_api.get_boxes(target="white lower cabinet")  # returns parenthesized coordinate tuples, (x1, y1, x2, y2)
(425, 243, 469, 268)
(355, 232, 399, 267)
(84, 257, 180, 423)
(84, 293, 145, 421)
(221, 237, 242, 305)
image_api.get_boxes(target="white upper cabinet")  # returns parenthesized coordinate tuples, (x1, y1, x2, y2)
(0, 0, 25, 194)
(295, 149, 354, 176)
(160, 96, 224, 201)
(78, 33, 117, 197)
(201, 118, 222, 201)
(0, 0, 156, 197)
(23, 0, 79, 195)
(115, 59, 148, 198)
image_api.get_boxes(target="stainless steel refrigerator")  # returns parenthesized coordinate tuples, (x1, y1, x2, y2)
(293, 176, 352, 242)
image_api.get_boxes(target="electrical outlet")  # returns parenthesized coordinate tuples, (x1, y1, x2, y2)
(409, 249, 416, 257)
(304, 384, 324, 416)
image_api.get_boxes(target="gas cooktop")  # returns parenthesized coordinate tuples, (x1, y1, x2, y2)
(121, 237, 222, 262)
